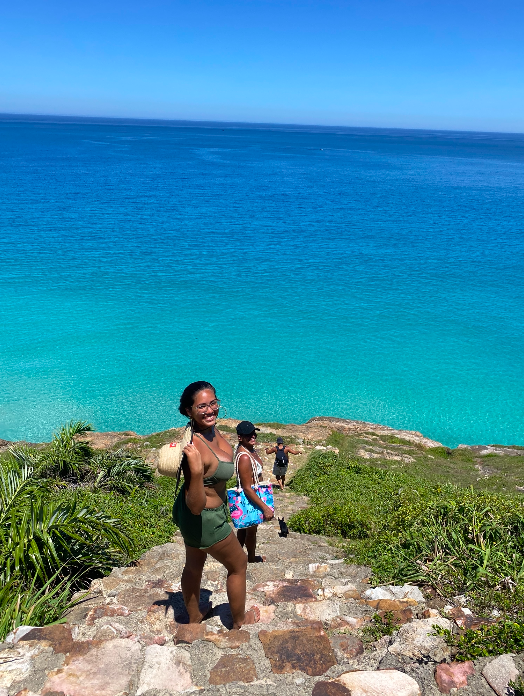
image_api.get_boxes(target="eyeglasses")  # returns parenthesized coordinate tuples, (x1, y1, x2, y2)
(245, 432, 257, 438)
(194, 399, 221, 413)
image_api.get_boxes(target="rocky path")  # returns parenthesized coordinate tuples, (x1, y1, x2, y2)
(1, 489, 522, 696)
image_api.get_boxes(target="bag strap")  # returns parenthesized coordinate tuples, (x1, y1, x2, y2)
(235, 448, 259, 491)
(175, 421, 193, 497)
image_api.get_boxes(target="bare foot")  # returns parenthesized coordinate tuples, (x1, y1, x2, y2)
(248, 555, 266, 563)
(189, 602, 213, 624)
(243, 605, 261, 625)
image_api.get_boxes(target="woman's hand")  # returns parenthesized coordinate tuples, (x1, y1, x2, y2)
(262, 505, 274, 522)
(183, 443, 203, 476)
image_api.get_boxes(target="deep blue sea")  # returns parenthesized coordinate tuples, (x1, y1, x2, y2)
(1, 115, 523, 447)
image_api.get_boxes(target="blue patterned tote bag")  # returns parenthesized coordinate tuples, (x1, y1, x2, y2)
(227, 450, 274, 529)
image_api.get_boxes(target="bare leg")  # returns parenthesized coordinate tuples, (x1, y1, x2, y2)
(181, 545, 210, 623)
(281, 474, 286, 489)
(237, 527, 247, 548)
(207, 531, 258, 629)
(244, 525, 259, 562)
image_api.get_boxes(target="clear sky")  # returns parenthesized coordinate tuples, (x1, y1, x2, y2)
(2, 0, 523, 132)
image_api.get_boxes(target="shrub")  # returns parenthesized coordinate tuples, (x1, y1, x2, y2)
(288, 450, 524, 613)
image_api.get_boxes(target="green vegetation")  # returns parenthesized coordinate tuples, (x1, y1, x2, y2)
(362, 612, 399, 642)
(324, 430, 524, 496)
(288, 448, 524, 616)
(435, 620, 524, 661)
(0, 421, 176, 640)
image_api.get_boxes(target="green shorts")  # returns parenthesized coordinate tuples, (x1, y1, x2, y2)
(173, 490, 232, 550)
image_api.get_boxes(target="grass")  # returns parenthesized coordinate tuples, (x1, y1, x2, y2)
(288, 448, 524, 618)
(324, 430, 524, 496)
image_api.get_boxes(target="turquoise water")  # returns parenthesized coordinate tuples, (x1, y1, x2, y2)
(1, 116, 523, 447)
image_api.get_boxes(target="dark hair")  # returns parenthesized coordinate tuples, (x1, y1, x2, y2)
(179, 381, 216, 417)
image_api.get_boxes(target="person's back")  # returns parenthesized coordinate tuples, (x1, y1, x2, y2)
(265, 437, 301, 490)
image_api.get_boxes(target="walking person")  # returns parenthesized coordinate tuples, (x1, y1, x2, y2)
(235, 421, 274, 563)
(172, 382, 260, 628)
(266, 437, 301, 490)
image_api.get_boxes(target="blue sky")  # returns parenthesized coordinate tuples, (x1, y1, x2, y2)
(2, 0, 523, 131)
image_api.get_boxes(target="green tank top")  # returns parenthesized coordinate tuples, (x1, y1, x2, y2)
(195, 433, 235, 486)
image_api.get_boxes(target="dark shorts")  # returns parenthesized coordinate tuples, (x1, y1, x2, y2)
(273, 463, 288, 477)
(173, 490, 232, 550)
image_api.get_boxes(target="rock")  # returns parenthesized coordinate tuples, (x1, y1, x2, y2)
(449, 607, 496, 631)
(388, 617, 452, 662)
(330, 634, 364, 659)
(309, 563, 330, 575)
(253, 579, 319, 603)
(172, 623, 206, 644)
(365, 599, 417, 611)
(482, 654, 519, 696)
(336, 669, 421, 695)
(435, 661, 475, 693)
(136, 644, 193, 694)
(85, 604, 130, 625)
(320, 584, 360, 600)
(208, 655, 257, 685)
(204, 629, 250, 648)
(42, 638, 142, 696)
(377, 608, 413, 625)
(362, 584, 424, 603)
(115, 587, 169, 611)
(259, 627, 336, 676)
(295, 600, 341, 623)
(422, 609, 441, 619)
(94, 623, 133, 640)
(0, 642, 48, 690)
(313, 682, 351, 696)
(330, 616, 369, 631)
(19, 624, 74, 654)
(4, 626, 36, 644)
(258, 605, 277, 623)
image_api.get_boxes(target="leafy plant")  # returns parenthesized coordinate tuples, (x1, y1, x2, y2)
(288, 450, 524, 614)
(362, 612, 399, 642)
(509, 676, 524, 696)
(434, 620, 524, 661)
(0, 572, 74, 641)
(89, 449, 154, 493)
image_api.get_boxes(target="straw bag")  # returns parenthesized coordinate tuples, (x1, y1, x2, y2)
(227, 449, 274, 529)
(157, 423, 193, 493)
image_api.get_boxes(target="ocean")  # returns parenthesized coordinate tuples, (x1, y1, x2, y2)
(1, 115, 523, 447)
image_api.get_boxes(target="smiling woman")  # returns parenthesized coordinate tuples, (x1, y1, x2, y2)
(172, 381, 260, 629)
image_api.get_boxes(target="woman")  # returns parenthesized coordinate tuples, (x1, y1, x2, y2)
(235, 420, 274, 563)
(173, 381, 259, 628)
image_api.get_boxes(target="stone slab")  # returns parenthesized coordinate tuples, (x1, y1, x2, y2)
(336, 669, 421, 695)
(482, 654, 519, 696)
(208, 654, 257, 685)
(136, 644, 193, 694)
(42, 638, 142, 696)
(258, 627, 336, 676)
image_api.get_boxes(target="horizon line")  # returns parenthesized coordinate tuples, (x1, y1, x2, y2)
(1, 111, 524, 138)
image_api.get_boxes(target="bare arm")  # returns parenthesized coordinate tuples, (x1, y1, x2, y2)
(285, 447, 302, 456)
(265, 446, 277, 455)
(182, 443, 207, 515)
(238, 454, 274, 521)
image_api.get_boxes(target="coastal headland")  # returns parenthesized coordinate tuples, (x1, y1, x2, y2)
(2, 418, 524, 695)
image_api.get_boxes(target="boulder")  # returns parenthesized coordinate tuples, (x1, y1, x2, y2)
(388, 617, 452, 662)
(482, 654, 519, 696)
(362, 584, 424, 603)
(336, 669, 421, 695)
(435, 661, 474, 693)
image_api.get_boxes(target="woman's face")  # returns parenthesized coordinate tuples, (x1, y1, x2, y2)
(239, 431, 257, 448)
(187, 389, 219, 429)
